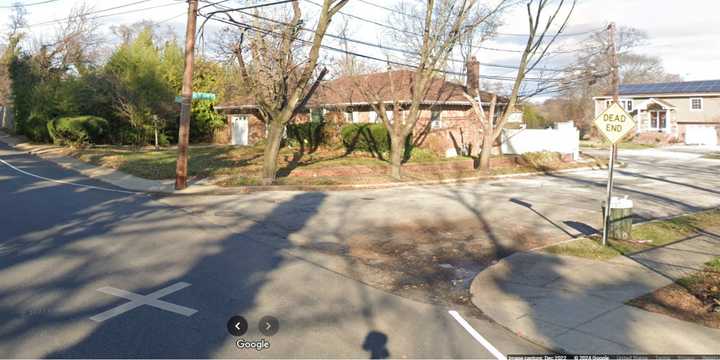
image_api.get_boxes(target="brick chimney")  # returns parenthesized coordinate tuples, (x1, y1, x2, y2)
(466, 56, 480, 97)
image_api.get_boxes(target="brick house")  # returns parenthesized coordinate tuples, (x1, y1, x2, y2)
(216, 58, 512, 157)
(593, 80, 720, 143)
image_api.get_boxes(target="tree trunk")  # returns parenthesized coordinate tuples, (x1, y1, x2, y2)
(479, 120, 493, 171)
(389, 133, 404, 180)
(262, 121, 284, 184)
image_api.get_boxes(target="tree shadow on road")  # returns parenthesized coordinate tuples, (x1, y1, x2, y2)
(39, 191, 327, 358)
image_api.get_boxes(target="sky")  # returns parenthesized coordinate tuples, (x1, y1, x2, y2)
(1, 0, 719, 89)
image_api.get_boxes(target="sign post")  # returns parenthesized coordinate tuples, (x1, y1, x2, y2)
(593, 103, 636, 246)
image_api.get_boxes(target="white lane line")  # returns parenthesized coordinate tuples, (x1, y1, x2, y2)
(449, 310, 507, 360)
(90, 282, 197, 322)
(0, 157, 140, 195)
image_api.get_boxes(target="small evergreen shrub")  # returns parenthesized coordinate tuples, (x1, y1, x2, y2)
(25, 113, 51, 142)
(341, 123, 414, 159)
(47, 116, 109, 146)
(287, 121, 325, 150)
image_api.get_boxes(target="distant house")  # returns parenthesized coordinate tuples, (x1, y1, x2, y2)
(216, 58, 514, 157)
(593, 80, 720, 142)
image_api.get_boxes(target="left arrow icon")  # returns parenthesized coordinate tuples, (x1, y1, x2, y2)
(227, 316, 248, 337)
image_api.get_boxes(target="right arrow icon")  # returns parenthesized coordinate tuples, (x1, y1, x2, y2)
(259, 316, 279, 336)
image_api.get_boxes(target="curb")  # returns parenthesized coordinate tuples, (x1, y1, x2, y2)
(0, 131, 611, 195)
(467, 256, 572, 353)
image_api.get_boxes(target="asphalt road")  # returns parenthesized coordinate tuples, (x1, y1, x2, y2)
(0, 141, 547, 358)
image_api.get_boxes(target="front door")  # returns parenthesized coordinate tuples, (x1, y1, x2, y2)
(231, 116, 249, 146)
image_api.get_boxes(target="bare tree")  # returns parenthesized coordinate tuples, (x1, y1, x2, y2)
(543, 26, 680, 135)
(205, 0, 348, 184)
(464, 0, 577, 170)
(361, 0, 509, 180)
(29, 3, 102, 76)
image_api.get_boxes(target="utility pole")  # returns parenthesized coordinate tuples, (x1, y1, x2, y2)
(602, 22, 619, 246)
(175, 0, 198, 190)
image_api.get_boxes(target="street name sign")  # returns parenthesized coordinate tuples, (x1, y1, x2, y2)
(593, 102, 636, 144)
(175, 92, 217, 103)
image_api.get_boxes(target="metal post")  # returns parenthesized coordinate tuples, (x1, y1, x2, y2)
(175, 0, 198, 190)
(602, 22, 620, 246)
(602, 144, 616, 246)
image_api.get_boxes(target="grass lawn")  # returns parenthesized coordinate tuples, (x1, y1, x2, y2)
(68, 144, 604, 187)
(580, 139, 657, 150)
(628, 257, 720, 328)
(543, 208, 720, 259)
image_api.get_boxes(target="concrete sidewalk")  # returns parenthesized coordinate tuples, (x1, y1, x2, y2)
(470, 234, 720, 354)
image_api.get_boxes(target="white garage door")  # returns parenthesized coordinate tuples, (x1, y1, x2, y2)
(685, 125, 718, 146)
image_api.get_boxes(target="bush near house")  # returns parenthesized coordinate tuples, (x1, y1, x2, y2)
(287, 121, 325, 150)
(47, 116, 109, 146)
(341, 123, 414, 159)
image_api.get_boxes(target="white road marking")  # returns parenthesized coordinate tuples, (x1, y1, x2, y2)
(90, 282, 197, 322)
(0, 157, 140, 195)
(449, 310, 507, 360)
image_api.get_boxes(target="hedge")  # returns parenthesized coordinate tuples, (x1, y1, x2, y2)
(47, 116, 109, 146)
(287, 121, 325, 150)
(340, 123, 413, 159)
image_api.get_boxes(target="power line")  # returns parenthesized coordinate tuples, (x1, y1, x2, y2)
(0, 0, 60, 9)
(301, 0, 604, 56)
(26, 0, 185, 28)
(203, 15, 576, 83)
(353, 0, 601, 38)
(201, 2, 577, 73)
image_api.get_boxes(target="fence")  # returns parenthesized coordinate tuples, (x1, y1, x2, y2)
(501, 122, 580, 160)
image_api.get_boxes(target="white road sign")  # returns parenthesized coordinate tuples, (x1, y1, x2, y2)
(594, 102, 636, 144)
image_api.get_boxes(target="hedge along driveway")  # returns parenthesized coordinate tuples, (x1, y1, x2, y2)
(67, 144, 605, 187)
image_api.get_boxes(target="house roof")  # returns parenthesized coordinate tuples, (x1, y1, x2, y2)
(311, 70, 497, 106)
(613, 80, 720, 96)
(638, 98, 676, 110)
(217, 70, 499, 110)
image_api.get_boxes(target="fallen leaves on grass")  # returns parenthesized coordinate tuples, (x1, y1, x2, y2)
(628, 257, 720, 328)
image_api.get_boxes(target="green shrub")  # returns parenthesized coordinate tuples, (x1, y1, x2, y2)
(287, 121, 325, 150)
(341, 123, 414, 160)
(190, 100, 225, 143)
(47, 116, 109, 146)
(520, 151, 561, 168)
(24, 113, 51, 142)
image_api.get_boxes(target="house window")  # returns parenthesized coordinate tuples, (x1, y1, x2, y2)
(310, 108, 323, 123)
(690, 98, 703, 111)
(650, 110, 667, 131)
(368, 111, 377, 123)
(621, 100, 633, 112)
(430, 111, 442, 129)
(345, 110, 357, 123)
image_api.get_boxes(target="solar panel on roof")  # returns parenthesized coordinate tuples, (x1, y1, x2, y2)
(619, 79, 720, 95)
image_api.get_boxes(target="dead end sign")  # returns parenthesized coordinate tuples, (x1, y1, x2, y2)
(593, 102, 636, 144)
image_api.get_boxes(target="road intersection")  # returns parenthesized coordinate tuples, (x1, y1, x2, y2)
(1, 141, 719, 357)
